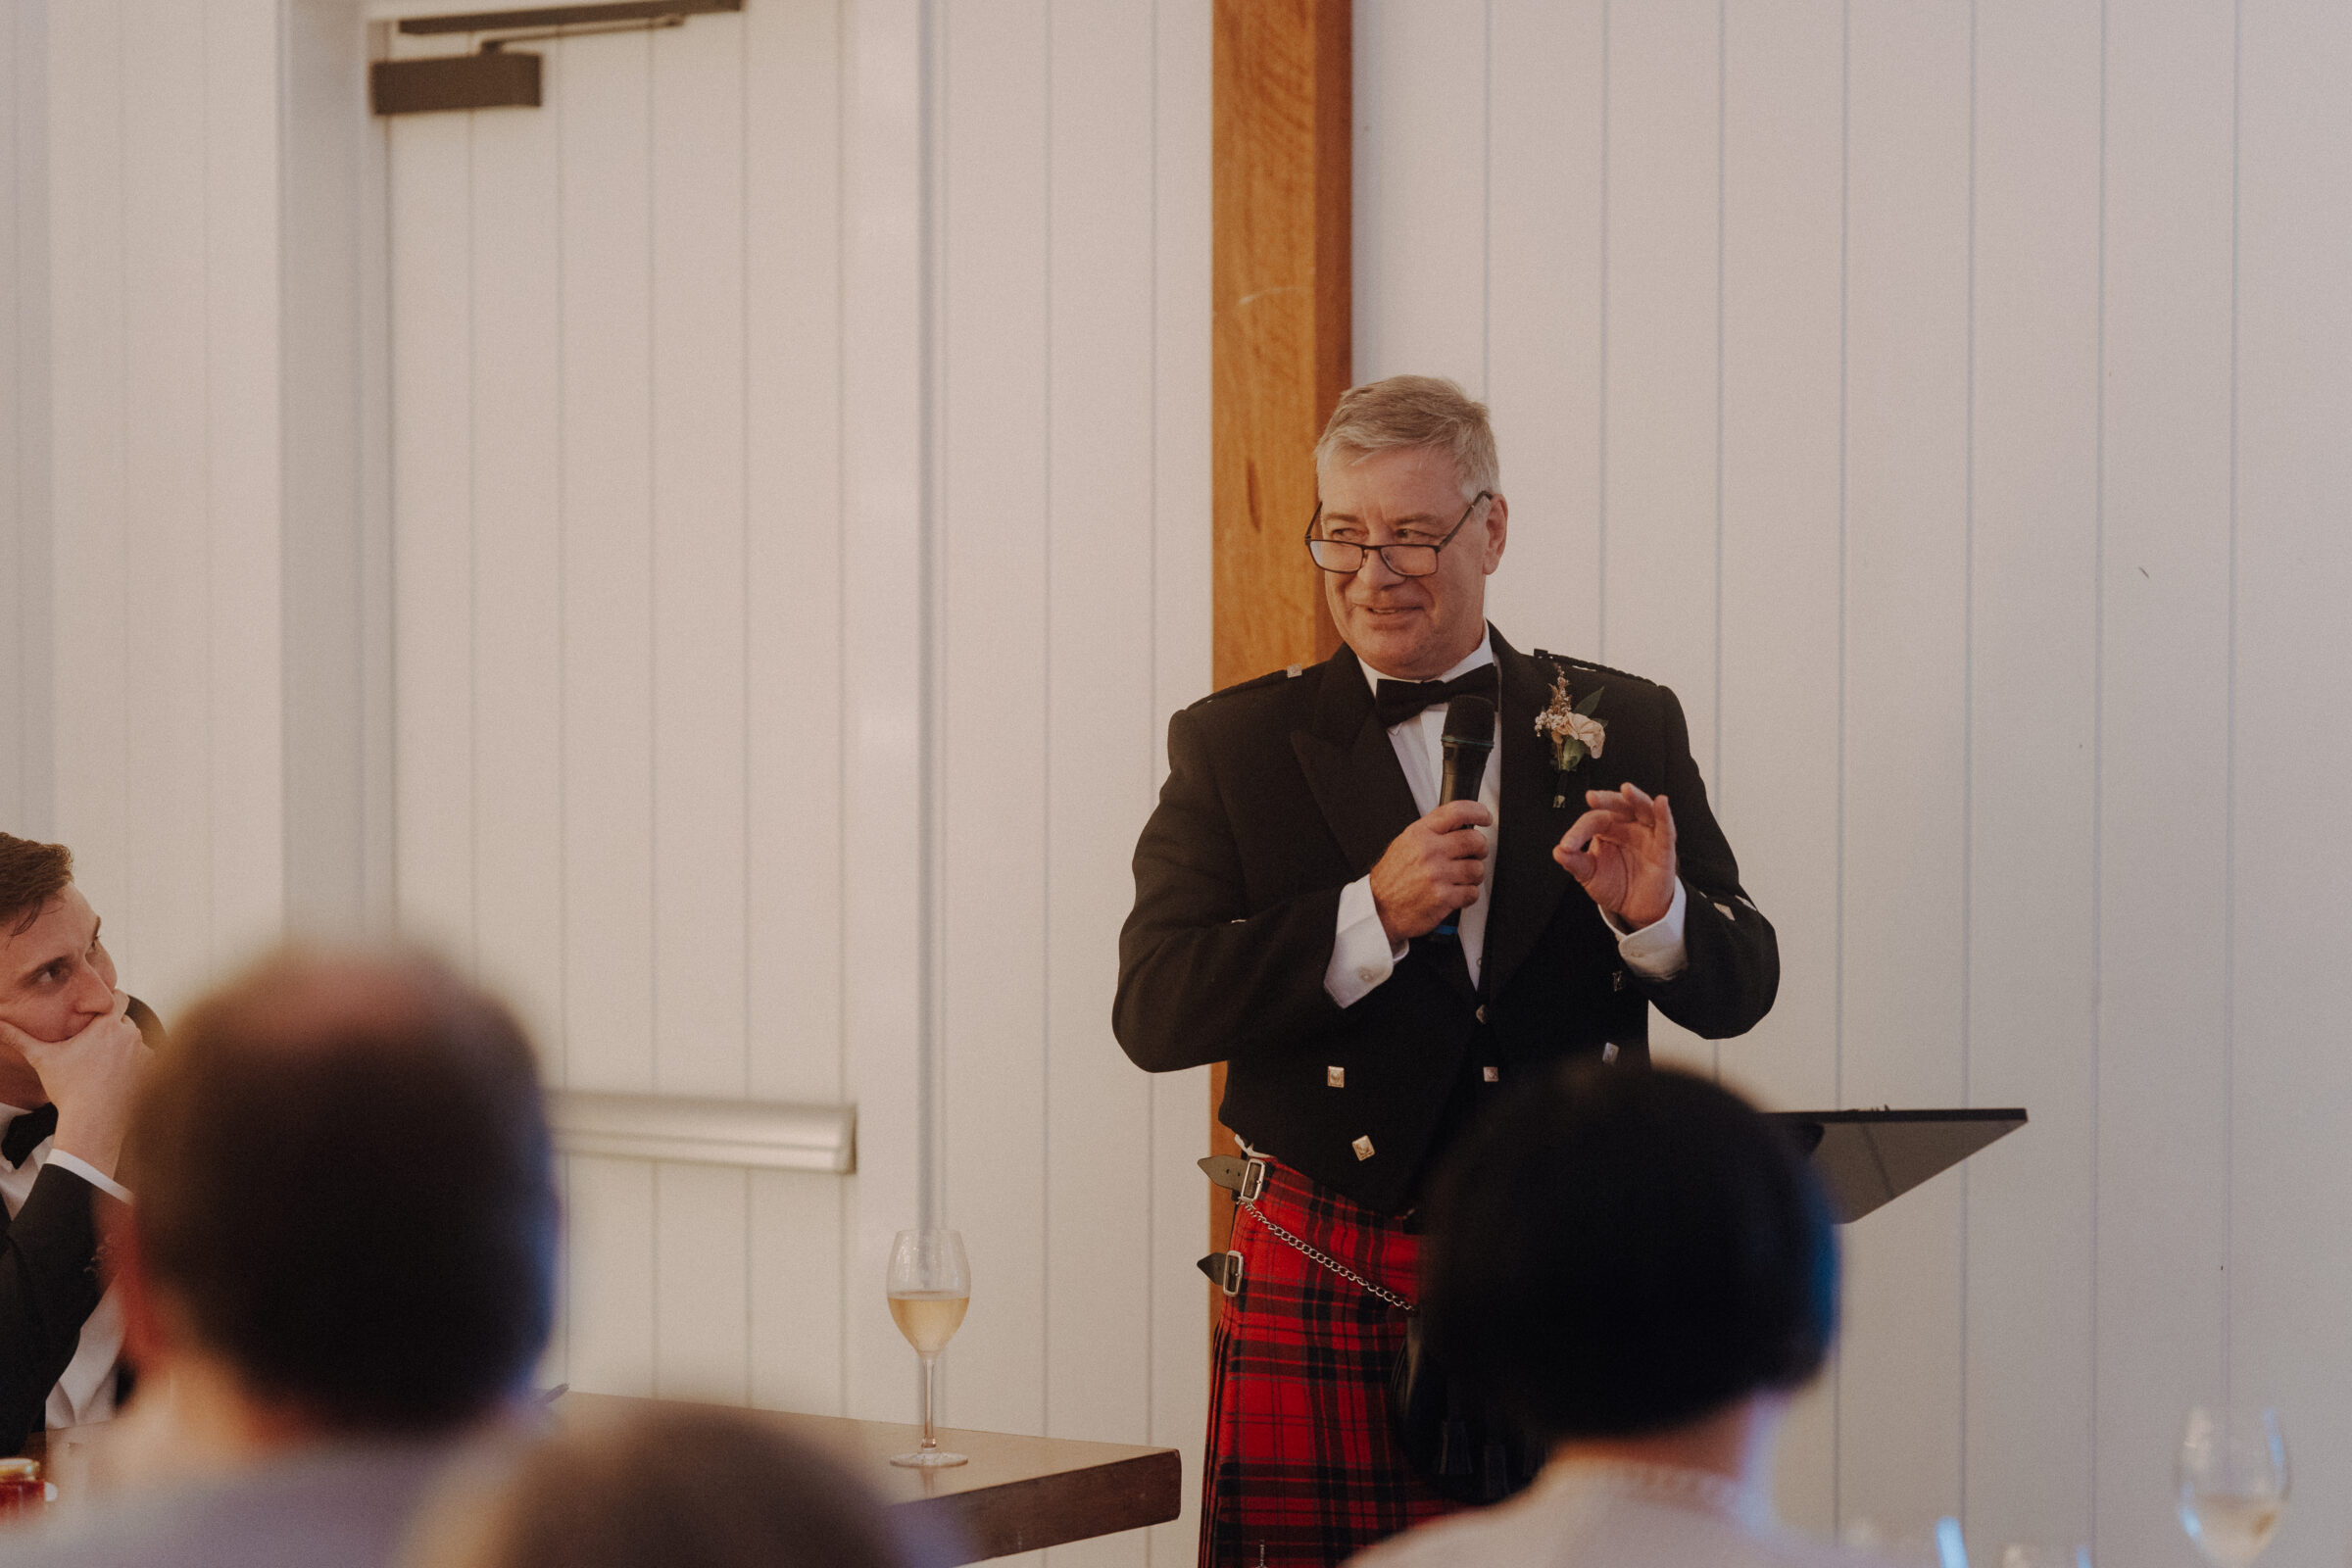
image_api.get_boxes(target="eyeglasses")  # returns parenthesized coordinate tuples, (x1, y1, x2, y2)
(1305, 491, 1492, 578)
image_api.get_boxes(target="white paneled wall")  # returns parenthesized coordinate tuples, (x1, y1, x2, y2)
(385, 0, 861, 1418)
(1357, 4, 2352, 1568)
(0, 1, 43, 840)
(381, 4, 1210, 1562)
(6, 0, 289, 1011)
(24, 6, 2352, 1568)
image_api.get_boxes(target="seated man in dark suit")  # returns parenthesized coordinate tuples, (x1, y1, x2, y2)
(0, 945, 558, 1568)
(0, 834, 156, 1450)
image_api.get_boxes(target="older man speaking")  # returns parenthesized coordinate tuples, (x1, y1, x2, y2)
(1115, 376, 1780, 1568)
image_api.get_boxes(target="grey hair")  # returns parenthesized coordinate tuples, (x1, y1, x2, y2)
(1313, 375, 1499, 498)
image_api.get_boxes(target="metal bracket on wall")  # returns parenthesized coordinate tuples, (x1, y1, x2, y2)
(369, 0, 744, 117)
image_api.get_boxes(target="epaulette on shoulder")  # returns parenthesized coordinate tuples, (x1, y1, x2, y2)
(1190, 662, 1308, 710)
(1531, 649, 1647, 684)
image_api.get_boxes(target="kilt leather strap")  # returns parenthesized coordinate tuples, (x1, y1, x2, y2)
(1199, 1154, 1415, 1310)
(1199, 1154, 1269, 1201)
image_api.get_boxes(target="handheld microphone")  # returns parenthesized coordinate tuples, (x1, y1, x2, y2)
(1432, 694, 1496, 940)
(1439, 695, 1496, 805)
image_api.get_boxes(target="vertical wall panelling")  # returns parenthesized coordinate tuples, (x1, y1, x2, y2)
(937, 0, 1053, 1453)
(1357, 0, 2352, 1560)
(552, 24, 661, 1403)
(283, 0, 385, 939)
(1481, 0, 1602, 659)
(838, 0, 931, 1423)
(2096, 3, 2235, 1565)
(1835, 0, 1972, 1532)
(2231, 8, 2352, 1565)
(1597, 0, 1722, 1079)
(744, 0, 852, 1421)
(45, 0, 133, 966)
(1, 0, 50, 840)
(1716, 0, 1845, 1531)
(45, 0, 1200, 1541)
(120, 0, 217, 1009)
(1045, 0, 1159, 1553)
(556, 26, 658, 1102)
(1962, 0, 2100, 1550)
(41, 0, 287, 1013)
(387, 27, 480, 965)
(647, 4, 753, 1404)
(1349, 0, 1484, 395)
(1, 0, 17, 829)
(1149, 3, 1217, 1556)
(466, 19, 564, 1067)
(193, 0, 287, 974)
(385, 8, 849, 1410)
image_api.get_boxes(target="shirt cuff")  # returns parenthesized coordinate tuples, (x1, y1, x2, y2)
(46, 1152, 132, 1204)
(1325, 876, 1408, 1007)
(1602, 878, 1690, 981)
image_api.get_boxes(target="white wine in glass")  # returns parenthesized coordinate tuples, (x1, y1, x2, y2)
(2179, 1405, 2289, 1568)
(888, 1228, 970, 1468)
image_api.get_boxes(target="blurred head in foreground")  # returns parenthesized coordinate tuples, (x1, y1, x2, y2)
(122, 946, 557, 1443)
(1424, 1063, 1837, 1469)
(415, 1404, 926, 1568)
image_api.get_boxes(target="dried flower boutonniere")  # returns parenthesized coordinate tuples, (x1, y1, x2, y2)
(1535, 669, 1607, 807)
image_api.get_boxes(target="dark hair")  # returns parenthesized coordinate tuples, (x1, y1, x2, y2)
(128, 946, 557, 1434)
(446, 1404, 924, 1568)
(1422, 1062, 1837, 1440)
(0, 835, 73, 938)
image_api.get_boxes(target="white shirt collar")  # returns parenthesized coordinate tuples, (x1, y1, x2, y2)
(1357, 627, 1496, 695)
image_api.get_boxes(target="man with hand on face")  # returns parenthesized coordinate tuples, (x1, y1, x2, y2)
(1114, 376, 1780, 1568)
(0, 834, 158, 1451)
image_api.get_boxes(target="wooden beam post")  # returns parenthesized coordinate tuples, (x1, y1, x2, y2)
(1208, 0, 1351, 1268)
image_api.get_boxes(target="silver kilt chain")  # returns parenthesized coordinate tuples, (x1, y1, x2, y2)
(1237, 1198, 1417, 1313)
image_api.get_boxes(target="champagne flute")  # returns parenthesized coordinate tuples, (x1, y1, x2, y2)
(887, 1227, 971, 1468)
(2179, 1404, 2289, 1568)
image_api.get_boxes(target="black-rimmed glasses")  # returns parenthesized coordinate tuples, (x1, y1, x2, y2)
(1305, 491, 1492, 578)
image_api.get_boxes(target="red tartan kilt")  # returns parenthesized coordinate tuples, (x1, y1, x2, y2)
(1199, 1161, 1462, 1568)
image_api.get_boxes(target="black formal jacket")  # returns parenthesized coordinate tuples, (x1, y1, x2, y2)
(0, 997, 162, 1453)
(1113, 628, 1778, 1212)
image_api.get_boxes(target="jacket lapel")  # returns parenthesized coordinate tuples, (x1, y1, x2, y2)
(1482, 631, 1592, 1000)
(1289, 647, 1421, 878)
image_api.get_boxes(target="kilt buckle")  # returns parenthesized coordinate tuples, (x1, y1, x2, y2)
(1195, 1250, 1245, 1297)
(1198, 1154, 1270, 1202)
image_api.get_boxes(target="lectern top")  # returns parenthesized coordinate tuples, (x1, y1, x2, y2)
(1770, 1108, 2027, 1224)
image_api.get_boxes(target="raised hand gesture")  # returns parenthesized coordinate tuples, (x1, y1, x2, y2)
(1553, 781, 1679, 931)
(0, 991, 149, 1180)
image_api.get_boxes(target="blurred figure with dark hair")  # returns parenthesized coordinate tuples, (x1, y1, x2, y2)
(0, 833, 159, 1450)
(1350, 1063, 1855, 1568)
(0, 946, 559, 1568)
(409, 1403, 952, 1568)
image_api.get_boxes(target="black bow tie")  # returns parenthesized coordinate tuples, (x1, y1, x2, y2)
(2, 1103, 56, 1169)
(1372, 664, 1499, 729)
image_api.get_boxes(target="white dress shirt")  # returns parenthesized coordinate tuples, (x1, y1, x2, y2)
(1324, 631, 1690, 1006)
(0, 1104, 132, 1430)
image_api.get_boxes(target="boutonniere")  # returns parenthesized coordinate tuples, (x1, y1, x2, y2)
(1535, 669, 1606, 807)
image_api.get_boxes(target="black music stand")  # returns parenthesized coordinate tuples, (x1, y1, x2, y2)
(1771, 1108, 2028, 1223)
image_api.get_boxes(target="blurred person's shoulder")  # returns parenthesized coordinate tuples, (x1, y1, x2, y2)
(0, 1439, 461, 1568)
(1348, 1466, 1893, 1568)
